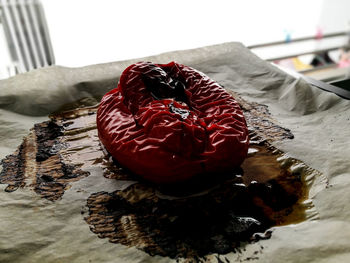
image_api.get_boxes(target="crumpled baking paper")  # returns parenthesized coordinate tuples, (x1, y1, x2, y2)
(1, 42, 350, 263)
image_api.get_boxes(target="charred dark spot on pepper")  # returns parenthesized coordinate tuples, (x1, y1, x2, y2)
(141, 65, 188, 105)
(168, 102, 190, 120)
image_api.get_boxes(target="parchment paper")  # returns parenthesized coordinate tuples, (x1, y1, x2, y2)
(1, 42, 350, 263)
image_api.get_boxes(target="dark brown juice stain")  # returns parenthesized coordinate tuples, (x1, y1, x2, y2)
(242, 145, 308, 226)
(53, 107, 131, 180)
(0, 95, 320, 261)
(0, 144, 26, 192)
(0, 120, 89, 201)
(84, 141, 315, 260)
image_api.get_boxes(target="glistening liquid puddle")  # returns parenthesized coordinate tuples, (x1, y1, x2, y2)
(241, 145, 309, 226)
(0, 101, 319, 261)
(84, 143, 315, 259)
(43, 106, 316, 259)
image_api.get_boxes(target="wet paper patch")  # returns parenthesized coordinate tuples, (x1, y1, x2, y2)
(0, 121, 89, 201)
(229, 90, 294, 144)
(84, 140, 317, 260)
(0, 95, 320, 260)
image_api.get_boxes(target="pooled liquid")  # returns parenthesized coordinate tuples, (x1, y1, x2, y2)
(241, 145, 309, 226)
(0, 103, 318, 260)
(55, 105, 314, 258)
(84, 143, 313, 259)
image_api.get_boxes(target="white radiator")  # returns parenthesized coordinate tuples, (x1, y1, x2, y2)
(0, 0, 54, 74)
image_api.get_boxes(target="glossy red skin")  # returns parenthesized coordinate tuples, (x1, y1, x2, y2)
(97, 62, 249, 184)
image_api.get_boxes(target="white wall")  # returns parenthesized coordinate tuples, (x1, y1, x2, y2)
(27, 0, 350, 67)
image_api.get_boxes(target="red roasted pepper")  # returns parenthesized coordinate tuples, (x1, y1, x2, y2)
(97, 62, 249, 184)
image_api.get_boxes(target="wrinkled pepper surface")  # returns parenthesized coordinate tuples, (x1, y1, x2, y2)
(97, 62, 249, 183)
